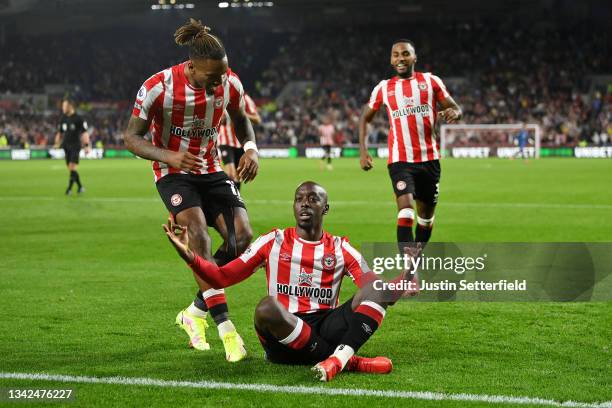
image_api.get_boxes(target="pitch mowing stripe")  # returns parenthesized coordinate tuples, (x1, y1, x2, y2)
(0, 372, 609, 407)
(1, 196, 612, 210)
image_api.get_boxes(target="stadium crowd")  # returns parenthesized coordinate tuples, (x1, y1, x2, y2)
(1, 19, 610, 148)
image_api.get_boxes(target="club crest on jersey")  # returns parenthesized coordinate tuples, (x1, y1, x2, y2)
(137, 85, 147, 101)
(418, 83, 427, 90)
(322, 253, 336, 270)
(396, 181, 407, 191)
(298, 268, 313, 286)
(170, 194, 182, 207)
(214, 97, 224, 108)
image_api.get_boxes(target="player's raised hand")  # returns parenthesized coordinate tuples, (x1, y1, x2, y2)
(165, 151, 204, 173)
(437, 108, 461, 124)
(237, 149, 259, 183)
(162, 217, 194, 263)
(360, 152, 374, 171)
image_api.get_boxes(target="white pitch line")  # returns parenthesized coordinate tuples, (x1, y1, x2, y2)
(0, 196, 611, 210)
(0, 372, 609, 408)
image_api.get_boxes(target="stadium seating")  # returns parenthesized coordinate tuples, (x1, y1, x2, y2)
(0, 21, 610, 148)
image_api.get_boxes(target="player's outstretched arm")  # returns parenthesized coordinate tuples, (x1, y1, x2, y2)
(124, 116, 203, 173)
(162, 218, 258, 289)
(358, 105, 376, 171)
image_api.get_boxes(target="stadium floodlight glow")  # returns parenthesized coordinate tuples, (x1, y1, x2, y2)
(151, 1, 195, 10)
(219, 0, 273, 7)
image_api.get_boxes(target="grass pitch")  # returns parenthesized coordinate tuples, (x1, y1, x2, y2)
(0, 158, 610, 407)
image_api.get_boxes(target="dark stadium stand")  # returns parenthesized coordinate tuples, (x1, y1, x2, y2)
(0, 13, 610, 148)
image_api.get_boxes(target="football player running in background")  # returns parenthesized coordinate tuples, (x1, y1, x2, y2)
(164, 181, 420, 381)
(124, 19, 259, 362)
(318, 116, 335, 170)
(359, 40, 462, 245)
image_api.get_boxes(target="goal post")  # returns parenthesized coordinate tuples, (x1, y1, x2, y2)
(440, 124, 542, 159)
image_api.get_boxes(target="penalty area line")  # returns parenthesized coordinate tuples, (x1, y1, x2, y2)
(0, 372, 610, 408)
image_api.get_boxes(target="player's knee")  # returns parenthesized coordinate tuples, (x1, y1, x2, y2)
(417, 215, 435, 229)
(397, 207, 415, 227)
(254, 296, 284, 328)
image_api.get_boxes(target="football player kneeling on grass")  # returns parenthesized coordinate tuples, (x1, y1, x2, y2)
(163, 181, 419, 381)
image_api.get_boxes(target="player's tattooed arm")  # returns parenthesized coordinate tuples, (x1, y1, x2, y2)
(228, 104, 256, 146)
(124, 116, 203, 172)
(245, 111, 262, 125)
(228, 105, 259, 183)
(437, 96, 463, 124)
(358, 105, 377, 171)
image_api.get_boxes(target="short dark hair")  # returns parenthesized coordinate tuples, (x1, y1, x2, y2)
(392, 39, 416, 51)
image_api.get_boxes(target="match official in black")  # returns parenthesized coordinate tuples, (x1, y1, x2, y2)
(54, 98, 91, 195)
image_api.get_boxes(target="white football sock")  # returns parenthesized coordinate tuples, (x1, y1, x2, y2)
(187, 302, 207, 318)
(217, 320, 236, 338)
(332, 344, 355, 369)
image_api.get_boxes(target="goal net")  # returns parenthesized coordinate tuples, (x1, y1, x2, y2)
(440, 124, 541, 159)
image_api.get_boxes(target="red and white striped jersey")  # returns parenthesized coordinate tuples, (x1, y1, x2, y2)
(132, 62, 245, 181)
(217, 93, 258, 148)
(238, 227, 376, 314)
(318, 124, 335, 146)
(368, 72, 450, 163)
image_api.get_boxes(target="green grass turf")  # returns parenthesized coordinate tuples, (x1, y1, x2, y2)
(0, 158, 610, 407)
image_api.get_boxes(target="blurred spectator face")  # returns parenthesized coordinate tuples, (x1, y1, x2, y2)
(390, 42, 417, 77)
(62, 100, 74, 115)
(188, 57, 229, 93)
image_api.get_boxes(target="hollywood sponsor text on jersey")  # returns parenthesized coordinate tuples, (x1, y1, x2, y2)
(391, 104, 431, 119)
(275, 283, 334, 305)
(169, 119, 219, 139)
